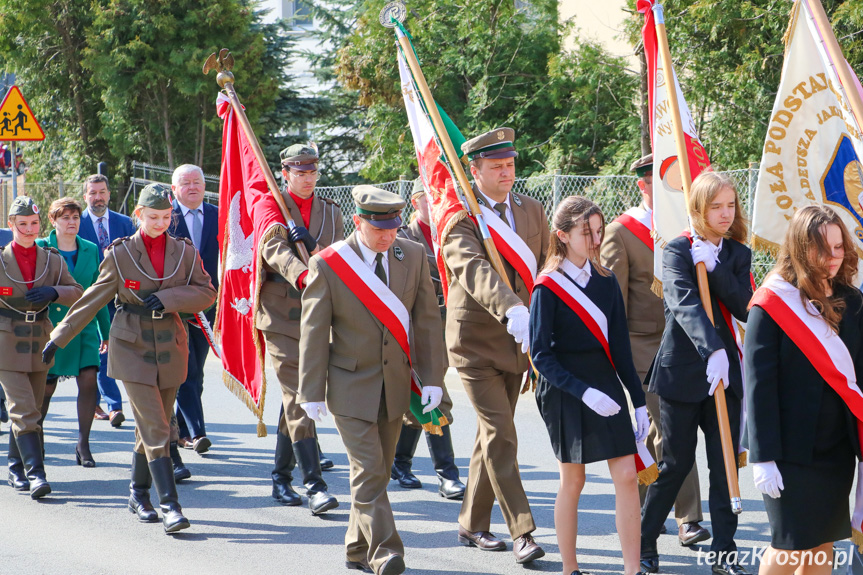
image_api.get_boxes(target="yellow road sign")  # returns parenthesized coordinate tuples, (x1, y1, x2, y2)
(0, 86, 45, 141)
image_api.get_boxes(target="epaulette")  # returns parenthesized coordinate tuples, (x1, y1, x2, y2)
(322, 197, 341, 208)
(173, 235, 195, 247)
(42, 246, 60, 255)
(109, 236, 131, 248)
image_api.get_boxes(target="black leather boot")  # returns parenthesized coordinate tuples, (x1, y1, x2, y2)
(129, 451, 159, 522)
(318, 438, 334, 471)
(293, 437, 338, 515)
(170, 441, 191, 482)
(272, 432, 301, 505)
(7, 433, 29, 490)
(426, 426, 465, 499)
(149, 456, 190, 533)
(16, 432, 50, 499)
(390, 425, 422, 489)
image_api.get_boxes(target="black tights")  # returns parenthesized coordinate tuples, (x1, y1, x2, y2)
(38, 367, 99, 460)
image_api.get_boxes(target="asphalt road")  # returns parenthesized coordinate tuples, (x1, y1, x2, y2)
(0, 357, 858, 575)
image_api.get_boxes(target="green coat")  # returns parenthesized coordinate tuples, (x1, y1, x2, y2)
(36, 232, 109, 377)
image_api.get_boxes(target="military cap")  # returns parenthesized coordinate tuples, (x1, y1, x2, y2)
(411, 177, 425, 199)
(280, 143, 319, 170)
(631, 153, 653, 178)
(9, 196, 39, 217)
(137, 183, 173, 210)
(352, 185, 405, 230)
(461, 127, 518, 161)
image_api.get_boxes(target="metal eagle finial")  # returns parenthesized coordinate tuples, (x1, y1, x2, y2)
(203, 49, 236, 88)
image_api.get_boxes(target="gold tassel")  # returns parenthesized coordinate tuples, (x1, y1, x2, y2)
(257, 419, 268, 438)
(737, 450, 748, 469)
(853, 527, 863, 553)
(650, 277, 663, 298)
(638, 463, 659, 486)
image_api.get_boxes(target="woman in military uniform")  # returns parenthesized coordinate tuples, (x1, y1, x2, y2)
(44, 184, 216, 533)
(36, 197, 109, 468)
(1, 196, 83, 500)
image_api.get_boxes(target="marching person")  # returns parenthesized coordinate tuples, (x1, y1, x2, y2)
(600, 154, 708, 546)
(297, 186, 445, 575)
(260, 143, 342, 514)
(390, 179, 465, 500)
(1, 196, 83, 499)
(531, 196, 649, 575)
(36, 197, 109, 468)
(78, 174, 136, 427)
(640, 172, 752, 575)
(44, 184, 216, 533)
(747, 206, 863, 574)
(443, 127, 549, 563)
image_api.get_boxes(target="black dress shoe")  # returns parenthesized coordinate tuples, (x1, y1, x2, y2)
(712, 560, 750, 575)
(345, 559, 373, 573)
(438, 477, 466, 500)
(380, 554, 406, 575)
(457, 525, 506, 551)
(679, 521, 710, 546)
(513, 533, 544, 564)
(640, 547, 659, 574)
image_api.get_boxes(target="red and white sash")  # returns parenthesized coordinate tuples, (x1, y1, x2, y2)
(474, 204, 537, 293)
(615, 206, 654, 252)
(317, 241, 423, 397)
(534, 264, 657, 484)
(750, 274, 863, 543)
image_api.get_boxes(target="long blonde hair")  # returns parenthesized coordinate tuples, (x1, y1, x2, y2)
(542, 195, 609, 277)
(689, 171, 748, 243)
(772, 205, 857, 331)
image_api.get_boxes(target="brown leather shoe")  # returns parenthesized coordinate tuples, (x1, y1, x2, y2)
(678, 521, 711, 546)
(109, 410, 125, 428)
(345, 558, 373, 573)
(457, 525, 506, 551)
(513, 533, 545, 564)
(94, 406, 109, 421)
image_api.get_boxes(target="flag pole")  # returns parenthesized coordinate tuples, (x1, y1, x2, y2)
(393, 25, 512, 291)
(652, 3, 742, 514)
(806, 0, 863, 134)
(203, 49, 310, 265)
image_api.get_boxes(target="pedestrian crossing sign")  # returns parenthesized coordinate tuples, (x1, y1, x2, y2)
(0, 86, 45, 141)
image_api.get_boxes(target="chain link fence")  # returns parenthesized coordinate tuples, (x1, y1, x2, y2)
(18, 164, 775, 281)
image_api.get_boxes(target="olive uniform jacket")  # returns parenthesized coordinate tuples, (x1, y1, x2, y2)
(442, 190, 549, 375)
(50, 231, 217, 389)
(256, 191, 343, 340)
(297, 234, 444, 423)
(0, 244, 83, 372)
(600, 212, 665, 378)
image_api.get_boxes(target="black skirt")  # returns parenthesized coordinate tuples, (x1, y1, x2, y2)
(535, 374, 636, 465)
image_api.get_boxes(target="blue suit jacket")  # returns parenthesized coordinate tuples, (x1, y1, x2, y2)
(0, 228, 12, 246)
(169, 200, 219, 291)
(79, 209, 136, 262)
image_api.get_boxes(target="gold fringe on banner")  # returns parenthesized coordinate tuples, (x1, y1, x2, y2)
(651, 277, 663, 298)
(421, 415, 450, 437)
(751, 234, 780, 257)
(737, 450, 748, 469)
(638, 463, 659, 486)
(853, 527, 863, 553)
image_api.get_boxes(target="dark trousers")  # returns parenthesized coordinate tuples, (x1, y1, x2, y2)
(176, 323, 210, 439)
(97, 303, 123, 412)
(641, 393, 741, 555)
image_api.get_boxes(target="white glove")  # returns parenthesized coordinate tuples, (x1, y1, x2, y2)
(752, 461, 784, 499)
(505, 305, 530, 354)
(690, 238, 718, 272)
(300, 401, 328, 422)
(421, 386, 443, 413)
(633, 406, 649, 443)
(706, 349, 730, 396)
(582, 388, 621, 417)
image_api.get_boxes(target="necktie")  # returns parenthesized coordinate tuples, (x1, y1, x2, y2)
(97, 217, 109, 249)
(192, 209, 203, 249)
(494, 202, 510, 228)
(374, 252, 387, 285)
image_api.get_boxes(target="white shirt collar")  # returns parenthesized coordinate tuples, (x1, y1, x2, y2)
(709, 238, 723, 259)
(177, 201, 202, 217)
(560, 257, 592, 288)
(479, 190, 511, 212)
(357, 237, 388, 268)
(87, 208, 107, 222)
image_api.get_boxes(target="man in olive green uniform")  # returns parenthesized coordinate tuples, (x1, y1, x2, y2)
(600, 154, 708, 546)
(390, 179, 465, 500)
(443, 128, 549, 564)
(2, 196, 83, 499)
(257, 143, 342, 514)
(297, 186, 445, 575)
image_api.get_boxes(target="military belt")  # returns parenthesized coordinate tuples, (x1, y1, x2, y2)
(0, 307, 48, 323)
(116, 302, 170, 320)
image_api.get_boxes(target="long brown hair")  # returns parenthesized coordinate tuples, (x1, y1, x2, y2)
(542, 195, 609, 277)
(772, 205, 857, 330)
(689, 171, 748, 243)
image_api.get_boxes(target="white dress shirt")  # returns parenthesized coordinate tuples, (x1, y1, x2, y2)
(357, 237, 390, 280)
(178, 201, 204, 248)
(560, 257, 592, 288)
(479, 190, 515, 232)
(87, 208, 109, 239)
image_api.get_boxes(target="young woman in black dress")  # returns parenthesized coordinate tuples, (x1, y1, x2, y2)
(529, 196, 649, 575)
(747, 205, 863, 574)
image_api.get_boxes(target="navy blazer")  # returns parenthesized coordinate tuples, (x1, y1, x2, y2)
(169, 199, 219, 291)
(647, 235, 752, 403)
(79, 209, 136, 262)
(0, 228, 11, 246)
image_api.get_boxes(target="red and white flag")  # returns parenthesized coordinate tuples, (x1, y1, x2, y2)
(215, 93, 286, 437)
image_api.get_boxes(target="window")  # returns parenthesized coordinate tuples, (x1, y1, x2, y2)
(290, 0, 313, 27)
